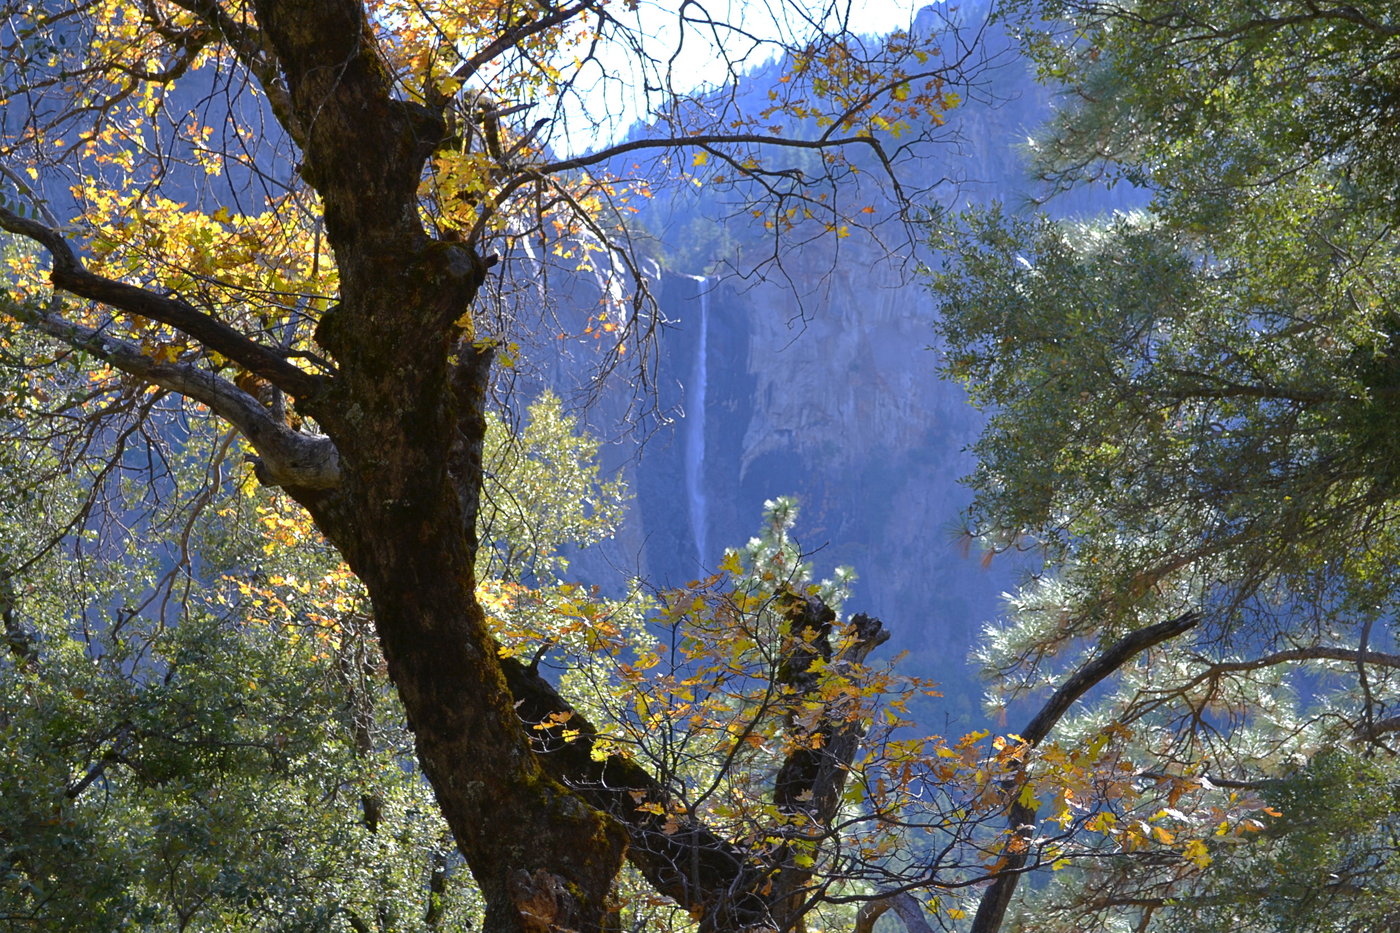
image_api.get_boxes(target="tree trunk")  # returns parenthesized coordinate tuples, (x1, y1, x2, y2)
(238, 3, 627, 926)
(283, 251, 625, 930)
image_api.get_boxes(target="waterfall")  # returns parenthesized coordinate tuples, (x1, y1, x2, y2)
(685, 276, 710, 568)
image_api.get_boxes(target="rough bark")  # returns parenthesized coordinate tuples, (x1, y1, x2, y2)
(307, 483, 624, 932)
(853, 892, 937, 933)
(773, 595, 889, 823)
(767, 594, 890, 933)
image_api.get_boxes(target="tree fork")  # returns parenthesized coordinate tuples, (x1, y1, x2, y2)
(505, 591, 894, 933)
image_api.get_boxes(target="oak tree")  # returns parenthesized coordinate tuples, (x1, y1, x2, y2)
(0, 2, 972, 930)
(0, 363, 633, 928)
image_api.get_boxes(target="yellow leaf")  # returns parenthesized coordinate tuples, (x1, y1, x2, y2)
(692, 150, 709, 167)
(1017, 783, 1039, 810)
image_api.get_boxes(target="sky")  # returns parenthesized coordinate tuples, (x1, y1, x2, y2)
(548, 0, 947, 153)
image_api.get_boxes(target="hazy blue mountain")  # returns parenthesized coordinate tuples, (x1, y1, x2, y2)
(568, 5, 1141, 713)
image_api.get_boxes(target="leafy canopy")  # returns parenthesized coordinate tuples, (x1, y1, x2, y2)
(930, 0, 1400, 928)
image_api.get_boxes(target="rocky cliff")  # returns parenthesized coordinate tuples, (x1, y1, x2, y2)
(567, 12, 1138, 709)
(618, 250, 999, 715)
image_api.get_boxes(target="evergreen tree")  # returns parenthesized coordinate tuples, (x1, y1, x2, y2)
(931, 1, 1400, 929)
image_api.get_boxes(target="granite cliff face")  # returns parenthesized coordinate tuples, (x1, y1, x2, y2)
(622, 248, 999, 712)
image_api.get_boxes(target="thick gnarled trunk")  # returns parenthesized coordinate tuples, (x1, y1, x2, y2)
(287, 250, 626, 931)
(309, 482, 626, 932)
(228, 5, 629, 926)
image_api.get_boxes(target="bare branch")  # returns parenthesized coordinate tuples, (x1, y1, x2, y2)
(164, 0, 303, 143)
(528, 131, 889, 182)
(452, 0, 603, 87)
(1210, 645, 1400, 673)
(1173, 645, 1400, 697)
(1021, 612, 1201, 746)
(2, 295, 339, 490)
(1357, 715, 1400, 741)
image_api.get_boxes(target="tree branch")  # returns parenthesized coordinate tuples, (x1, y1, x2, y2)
(854, 891, 937, 933)
(774, 594, 889, 823)
(1357, 714, 1400, 741)
(0, 208, 327, 401)
(1158, 5, 1400, 44)
(527, 131, 889, 182)
(1169, 644, 1400, 700)
(2, 296, 339, 490)
(1160, 370, 1345, 405)
(971, 611, 1200, 933)
(1198, 645, 1400, 676)
(452, 0, 602, 86)
(500, 657, 773, 932)
(503, 598, 895, 933)
(165, 0, 303, 144)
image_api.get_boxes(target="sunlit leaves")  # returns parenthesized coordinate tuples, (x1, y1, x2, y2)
(75, 184, 335, 320)
(478, 390, 629, 583)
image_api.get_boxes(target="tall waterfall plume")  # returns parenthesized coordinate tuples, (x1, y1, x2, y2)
(684, 276, 710, 568)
